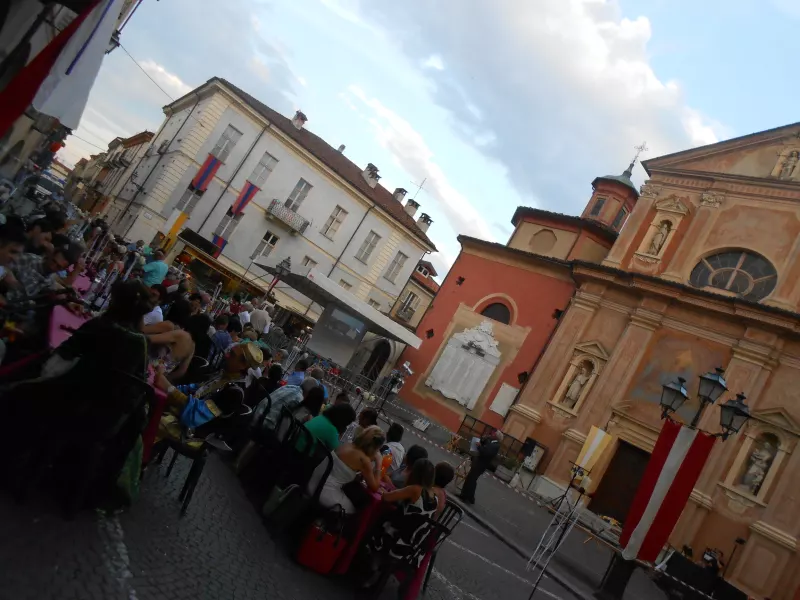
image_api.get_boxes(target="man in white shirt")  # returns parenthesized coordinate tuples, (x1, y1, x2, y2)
(239, 302, 253, 325)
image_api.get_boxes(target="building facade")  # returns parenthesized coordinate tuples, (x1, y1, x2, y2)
(389, 259, 440, 329)
(512, 127, 800, 600)
(108, 77, 437, 318)
(397, 164, 631, 432)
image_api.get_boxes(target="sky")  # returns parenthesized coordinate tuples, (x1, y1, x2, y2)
(60, 0, 800, 279)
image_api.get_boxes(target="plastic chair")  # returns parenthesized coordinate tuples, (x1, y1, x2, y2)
(422, 500, 464, 591)
(365, 517, 449, 599)
(156, 384, 245, 515)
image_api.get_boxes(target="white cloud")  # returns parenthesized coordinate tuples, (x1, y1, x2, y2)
(346, 84, 496, 244)
(352, 0, 729, 215)
(138, 60, 192, 99)
(422, 55, 445, 71)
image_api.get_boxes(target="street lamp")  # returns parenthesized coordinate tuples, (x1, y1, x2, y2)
(659, 367, 750, 436)
(267, 256, 291, 294)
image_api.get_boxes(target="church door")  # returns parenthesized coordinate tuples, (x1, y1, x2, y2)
(589, 441, 650, 523)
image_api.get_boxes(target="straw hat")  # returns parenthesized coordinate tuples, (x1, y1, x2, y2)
(241, 342, 263, 369)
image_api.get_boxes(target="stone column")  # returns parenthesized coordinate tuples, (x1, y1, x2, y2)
(661, 192, 723, 282)
(577, 303, 663, 429)
(602, 185, 658, 269)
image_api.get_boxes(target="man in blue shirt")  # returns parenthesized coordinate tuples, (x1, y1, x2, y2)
(285, 359, 309, 386)
(141, 250, 168, 286)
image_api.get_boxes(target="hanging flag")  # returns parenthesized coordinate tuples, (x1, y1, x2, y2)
(0, 1, 100, 137)
(32, 0, 126, 129)
(211, 234, 227, 258)
(192, 154, 222, 191)
(619, 419, 716, 562)
(231, 180, 260, 214)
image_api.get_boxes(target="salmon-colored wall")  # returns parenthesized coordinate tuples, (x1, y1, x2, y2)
(398, 247, 576, 433)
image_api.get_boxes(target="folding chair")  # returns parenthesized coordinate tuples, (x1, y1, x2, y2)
(423, 500, 464, 591)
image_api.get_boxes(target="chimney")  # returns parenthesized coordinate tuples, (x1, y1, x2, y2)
(291, 110, 308, 130)
(361, 162, 380, 189)
(404, 198, 419, 218)
(416, 212, 433, 233)
(393, 187, 407, 203)
(337, 144, 346, 153)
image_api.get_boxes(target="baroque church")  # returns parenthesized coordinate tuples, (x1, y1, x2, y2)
(398, 124, 800, 600)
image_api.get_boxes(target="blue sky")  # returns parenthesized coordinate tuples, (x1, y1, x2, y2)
(61, 0, 800, 278)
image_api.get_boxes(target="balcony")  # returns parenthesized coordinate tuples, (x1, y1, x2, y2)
(266, 199, 309, 235)
(396, 306, 416, 322)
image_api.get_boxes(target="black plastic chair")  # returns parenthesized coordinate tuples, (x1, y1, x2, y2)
(156, 384, 245, 515)
(365, 517, 449, 599)
(422, 500, 464, 591)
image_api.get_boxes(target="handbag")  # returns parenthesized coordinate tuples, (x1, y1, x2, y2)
(295, 505, 347, 574)
(341, 476, 372, 510)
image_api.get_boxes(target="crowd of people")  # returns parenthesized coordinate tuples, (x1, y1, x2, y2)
(0, 197, 463, 594)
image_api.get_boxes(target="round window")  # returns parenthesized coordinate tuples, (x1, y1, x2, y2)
(689, 251, 777, 301)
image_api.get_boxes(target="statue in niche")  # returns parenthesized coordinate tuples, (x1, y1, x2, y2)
(779, 151, 799, 179)
(648, 221, 671, 255)
(561, 361, 592, 409)
(737, 436, 777, 496)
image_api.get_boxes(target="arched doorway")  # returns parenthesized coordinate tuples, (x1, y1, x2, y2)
(362, 339, 391, 381)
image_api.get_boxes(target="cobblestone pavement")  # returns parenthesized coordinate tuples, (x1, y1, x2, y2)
(0, 452, 567, 600)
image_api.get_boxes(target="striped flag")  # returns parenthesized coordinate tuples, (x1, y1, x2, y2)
(620, 419, 716, 562)
(211, 234, 227, 258)
(232, 181, 260, 214)
(192, 154, 222, 191)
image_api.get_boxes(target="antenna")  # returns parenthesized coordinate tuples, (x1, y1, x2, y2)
(410, 177, 427, 200)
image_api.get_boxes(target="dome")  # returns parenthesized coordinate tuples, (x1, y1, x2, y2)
(592, 160, 639, 196)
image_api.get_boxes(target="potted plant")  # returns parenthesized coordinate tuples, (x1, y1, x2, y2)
(494, 455, 520, 482)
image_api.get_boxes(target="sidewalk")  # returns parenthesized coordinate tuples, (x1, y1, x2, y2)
(385, 394, 667, 600)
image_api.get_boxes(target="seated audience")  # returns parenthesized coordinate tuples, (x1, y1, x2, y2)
(252, 377, 319, 431)
(0, 218, 26, 305)
(143, 284, 167, 325)
(383, 423, 406, 474)
(23, 218, 56, 255)
(260, 363, 284, 395)
(291, 386, 327, 423)
(389, 444, 429, 488)
(210, 314, 233, 354)
(298, 403, 356, 452)
(8, 235, 82, 300)
(154, 341, 263, 446)
(353, 407, 379, 440)
(285, 358, 308, 386)
(312, 425, 385, 514)
(432, 462, 455, 516)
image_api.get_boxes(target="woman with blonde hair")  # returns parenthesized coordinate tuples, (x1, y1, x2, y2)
(311, 424, 385, 514)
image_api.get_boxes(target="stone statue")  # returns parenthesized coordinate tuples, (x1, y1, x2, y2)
(648, 221, 671, 255)
(562, 363, 591, 409)
(780, 151, 799, 179)
(738, 441, 775, 496)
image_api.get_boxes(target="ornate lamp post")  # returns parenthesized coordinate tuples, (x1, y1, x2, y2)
(658, 367, 750, 436)
(597, 368, 750, 599)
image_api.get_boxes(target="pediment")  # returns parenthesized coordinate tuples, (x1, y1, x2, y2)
(643, 123, 800, 182)
(654, 195, 689, 215)
(750, 407, 800, 435)
(574, 340, 610, 362)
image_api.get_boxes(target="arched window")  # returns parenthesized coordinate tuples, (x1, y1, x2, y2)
(480, 302, 511, 325)
(689, 250, 777, 301)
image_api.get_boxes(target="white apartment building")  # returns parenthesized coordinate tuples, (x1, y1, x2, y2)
(109, 77, 437, 318)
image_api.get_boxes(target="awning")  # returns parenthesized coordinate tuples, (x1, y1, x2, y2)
(256, 263, 422, 349)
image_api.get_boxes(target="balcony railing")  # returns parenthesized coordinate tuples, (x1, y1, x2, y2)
(397, 306, 416, 322)
(266, 199, 309, 235)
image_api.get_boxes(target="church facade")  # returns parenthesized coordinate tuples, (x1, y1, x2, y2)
(401, 124, 800, 600)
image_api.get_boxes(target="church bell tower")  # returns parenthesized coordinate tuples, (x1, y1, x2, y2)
(582, 146, 646, 232)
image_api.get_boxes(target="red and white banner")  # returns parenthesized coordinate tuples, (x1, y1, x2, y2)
(619, 419, 716, 562)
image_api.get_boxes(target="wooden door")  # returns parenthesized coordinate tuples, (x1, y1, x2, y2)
(589, 441, 650, 523)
